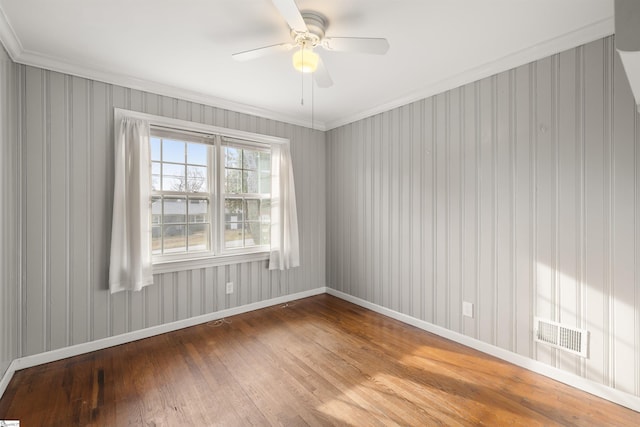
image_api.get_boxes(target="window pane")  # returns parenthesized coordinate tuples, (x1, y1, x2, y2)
(187, 143, 207, 166)
(163, 139, 185, 163)
(152, 226, 162, 255)
(162, 177, 183, 192)
(243, 170, 259, 193)
(152, 162, 161, 191)
(259, 172, 270, 194)
(152, 175, 161, 191)
(224, 146, 241, 168)
(187, 166, 207, 192)
(163, 197, 186, 223)
(244, 222, 260, 246)
(162, 163, 186, 191)
(225, 169, 242, 193)
(188, 198, 209, 223)
(245, 199, 260, 221)
(224, 223, 243, 248)
(188, 224, 208, 251)
(163, 224, 186, 253)
(151, 197, 162, 225)
(259, 151, 271, 171)
(243, 150, 258, 170)
(261, 223, 271, 245)
(260, 199, 271, 223)
(151, 137, 161, 161)
(225, 199, 243, 221)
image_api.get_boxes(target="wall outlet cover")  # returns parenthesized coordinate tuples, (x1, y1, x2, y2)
(226, 282, 234, 294)
(462, 301, 474, 318)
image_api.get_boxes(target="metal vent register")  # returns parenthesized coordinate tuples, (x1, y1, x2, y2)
(534, 317, 589, 358)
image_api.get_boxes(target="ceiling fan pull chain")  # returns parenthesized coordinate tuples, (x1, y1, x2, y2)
(300, 46, 304, 106)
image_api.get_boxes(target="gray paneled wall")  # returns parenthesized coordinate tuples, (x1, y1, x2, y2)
(1, 45, 19, 378)
(327, 36, 640, 397)
(19, 65, 326, 357)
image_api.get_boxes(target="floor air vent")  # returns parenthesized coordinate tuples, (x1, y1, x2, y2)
(534, 317, 589, 358)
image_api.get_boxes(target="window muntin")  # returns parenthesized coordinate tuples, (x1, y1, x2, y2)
(223, 143, 271, 249)
(150, 133, 212, 256)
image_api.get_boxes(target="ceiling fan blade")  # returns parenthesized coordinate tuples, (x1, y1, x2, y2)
(232, 43, 294, 61)
(314, 56, 333, 88)
(271, 0, 307, 32)
(321, 37, 390, 55)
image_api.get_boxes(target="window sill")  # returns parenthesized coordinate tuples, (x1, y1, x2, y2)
(152, 251, 270, 274)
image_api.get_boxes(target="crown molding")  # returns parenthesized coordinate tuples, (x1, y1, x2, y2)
(325, 17, 615, 130)
(0, 5, 22, 59)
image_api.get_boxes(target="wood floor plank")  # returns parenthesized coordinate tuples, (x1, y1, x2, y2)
(1, 294, 639, 426)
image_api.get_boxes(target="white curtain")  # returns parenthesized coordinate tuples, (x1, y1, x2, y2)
(269, 142, 300, 270)
(109, 117, 154, 293)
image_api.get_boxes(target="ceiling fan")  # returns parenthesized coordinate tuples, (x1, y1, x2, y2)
(232, 0, 390, 88)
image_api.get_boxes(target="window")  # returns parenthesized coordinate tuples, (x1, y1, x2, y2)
(148, 129, 274, 265)
(110, 108, 299, 284)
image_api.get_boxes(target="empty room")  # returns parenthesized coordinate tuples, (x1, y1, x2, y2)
(1, 0, 640, 425)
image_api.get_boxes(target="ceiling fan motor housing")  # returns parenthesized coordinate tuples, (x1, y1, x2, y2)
(291, 11, 327, 47)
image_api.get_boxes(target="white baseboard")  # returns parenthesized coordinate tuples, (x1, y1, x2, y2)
(0, 287, 326, 399)
(326, 288, 640, 413)
(0, 359, 18, 400)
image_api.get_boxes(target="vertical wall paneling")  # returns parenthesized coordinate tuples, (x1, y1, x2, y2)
(604, 37, 615, 389)
(0, 46, 19, 379)
(410, 103, 422, 319)
(477, 77, 495, 345)
(557, 47, 580, 374)
(448, 89, 462, 333)
(584, 39, 607, 385)
(48, 71, 67, 350)
(514, 63, 533, 358)
(576, 45, 587, 379)
(612, 36, 637, 394)
(535, 55, 554, 365)
(435, 93, 447, 328)
(398, 105, 409, 314)
(495, 71, 513, 351)
(70, 76, 90, 346)
(389, 109, 399, 311)
(18, 67, 326, 357)
(326, 36, 640, 398)
(24, 67, 45, 356)
(462, 84, 477, 338)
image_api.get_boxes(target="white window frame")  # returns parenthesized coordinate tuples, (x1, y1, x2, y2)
(114, 108, 289, 274)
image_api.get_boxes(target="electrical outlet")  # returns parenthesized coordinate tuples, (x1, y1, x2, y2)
(462, 301, 474, 318)
(226, 282, 234, 294)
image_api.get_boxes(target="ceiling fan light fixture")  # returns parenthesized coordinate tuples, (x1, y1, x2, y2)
(292, 47, 318, 73)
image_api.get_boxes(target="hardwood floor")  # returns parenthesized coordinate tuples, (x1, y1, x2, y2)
(1, 294, 638, 426)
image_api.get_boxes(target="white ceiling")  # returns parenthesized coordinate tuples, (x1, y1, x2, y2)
(0, 0, 614, 130)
